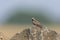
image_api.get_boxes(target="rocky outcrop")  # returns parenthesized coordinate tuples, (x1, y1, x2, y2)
(10, 18, 60, 40)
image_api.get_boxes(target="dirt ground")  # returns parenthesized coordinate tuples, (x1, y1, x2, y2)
(0, 24, 60, 40)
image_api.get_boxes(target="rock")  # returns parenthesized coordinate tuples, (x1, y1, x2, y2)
(10, 18, 60, 40)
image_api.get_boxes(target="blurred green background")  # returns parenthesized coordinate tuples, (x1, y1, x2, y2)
(0, 0, 60, 25)
(6, 10, 52, 24)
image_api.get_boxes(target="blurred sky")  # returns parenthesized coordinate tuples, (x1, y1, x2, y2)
(0, 0, 60, 24)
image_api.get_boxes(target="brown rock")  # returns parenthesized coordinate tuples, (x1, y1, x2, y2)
(10, 18, 60, 40)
